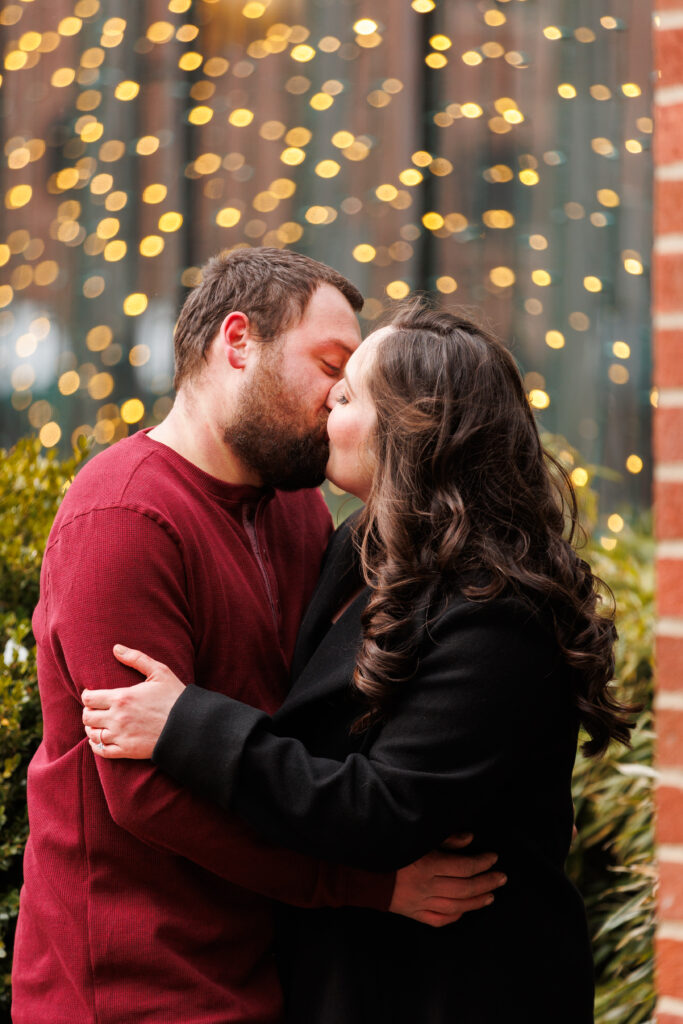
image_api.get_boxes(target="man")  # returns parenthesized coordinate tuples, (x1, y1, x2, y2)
(12, 248, 501, 1023)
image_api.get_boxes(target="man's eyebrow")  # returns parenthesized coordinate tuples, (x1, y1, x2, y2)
(320, 339, 357, 358)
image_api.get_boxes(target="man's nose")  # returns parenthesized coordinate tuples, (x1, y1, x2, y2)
(325, 383, 339, 411)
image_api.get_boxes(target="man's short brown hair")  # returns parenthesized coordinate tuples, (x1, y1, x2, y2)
(173, 247, 364, 388)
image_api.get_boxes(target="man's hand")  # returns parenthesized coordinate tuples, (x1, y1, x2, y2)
(389, 834, 506, 928)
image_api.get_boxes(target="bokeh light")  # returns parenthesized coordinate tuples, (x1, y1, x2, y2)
(0, 0, 651, 512)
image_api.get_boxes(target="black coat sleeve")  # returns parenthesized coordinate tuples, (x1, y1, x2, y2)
(153, 598, 570, 870)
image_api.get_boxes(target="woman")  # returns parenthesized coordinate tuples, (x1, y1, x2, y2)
(83, 303, 631, 1022)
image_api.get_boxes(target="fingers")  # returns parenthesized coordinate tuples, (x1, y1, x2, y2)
(81, 689, 118, 710)
(85, 725, 110, 744)
(88, 736, 125, 759)
(430, 850, 499, 879)
(82, 707, 110, 728)
(112, 644, 160, 677)
(414, 910, 464, 928)
(439, 833, 474, 850)
(430, 870, 507, 901)
(423, 892, 496, 915)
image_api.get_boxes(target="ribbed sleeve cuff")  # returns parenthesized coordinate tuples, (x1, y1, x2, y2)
(343, 867, 395, 911)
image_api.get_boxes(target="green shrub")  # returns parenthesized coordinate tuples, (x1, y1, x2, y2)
(570, 528, 655, 1024)
(0, 439, 655, 1021)
(0, 438, 85, 1017)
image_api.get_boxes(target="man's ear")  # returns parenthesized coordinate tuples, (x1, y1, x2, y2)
(219, 312, 251, 369)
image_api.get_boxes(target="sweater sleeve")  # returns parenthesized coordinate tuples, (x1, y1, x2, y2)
(42, 507, 393, 910)
(153, 599, 566, 871)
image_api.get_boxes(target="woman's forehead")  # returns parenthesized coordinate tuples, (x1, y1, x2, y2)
(350, 326, 392, 374)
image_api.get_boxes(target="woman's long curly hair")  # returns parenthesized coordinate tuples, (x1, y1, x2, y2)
(351, 300, 632, 757)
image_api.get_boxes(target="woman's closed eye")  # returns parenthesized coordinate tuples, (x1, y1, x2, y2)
(336, 391, 349, 405)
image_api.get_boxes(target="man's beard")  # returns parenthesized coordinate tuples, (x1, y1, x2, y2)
(222, 352, 330, 491)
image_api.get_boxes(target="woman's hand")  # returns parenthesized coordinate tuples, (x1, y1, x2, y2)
(82, 644, 186, 759)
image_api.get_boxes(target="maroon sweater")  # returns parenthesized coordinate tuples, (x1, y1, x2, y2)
(12, 431, 393, 1024)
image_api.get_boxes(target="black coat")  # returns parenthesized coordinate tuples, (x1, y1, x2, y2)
(154, 520, 595, 1023)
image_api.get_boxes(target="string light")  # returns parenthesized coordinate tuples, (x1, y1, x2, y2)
(0, 0, 648, 513)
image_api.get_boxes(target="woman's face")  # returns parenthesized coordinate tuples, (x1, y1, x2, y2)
(325, 328, 388, 502)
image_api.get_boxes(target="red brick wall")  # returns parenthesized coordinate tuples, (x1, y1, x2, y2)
(654, 7, 683, 1020)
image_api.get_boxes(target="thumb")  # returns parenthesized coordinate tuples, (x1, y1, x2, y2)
(112, 644, 160, 678)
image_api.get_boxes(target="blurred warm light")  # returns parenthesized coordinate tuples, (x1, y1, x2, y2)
(0, 0, 649, 500)
(281, 147, 306, 166)
(315, 160, 340, 178)
(423, 212, 445, 230)
(608, 364, 630, 384)
(59, 17, 83, 36)
(353, 245, 376, 263)
(291, 44, 315, 62)
(386, 281, 410, 299)
(123, 293, 148, 316)
(147, 21, 174, 43)
(140, 235, 164, 257)
(354, 19, 378, 35)
(87, 326, 112, 352)
(6, 185, 32, 208)
(158, 212, 183, 232)
(121, 399, 145, 424)
(229, 108, 254, 127)
(626, 455, 643, 474)
(489, 266, 515, 287)
(189, 106, 213, 125)
(115, 80, 139, 100)
(216, 207, 241, 227)
(483, 210, 515, 228)
(597, 188, 620, 207)
(571, 468, 589, 487)
(430, 35, 452, 51)
(399, 169, 423, 186)
(136, 135, 160, 155)
(58, 371, 80, 395)
(519, 169, 539, 185)
(528, 389, 550, 409)
(104, 241, 127, 261)
(310, 93, 333, 110)
(39, 422, 62, 448)
(143, 184, 167, 204)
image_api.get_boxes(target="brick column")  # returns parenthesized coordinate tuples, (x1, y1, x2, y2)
(654, 7, 683, 1023)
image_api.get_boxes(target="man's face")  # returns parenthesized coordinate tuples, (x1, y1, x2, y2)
(223, 283, 362, 490)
